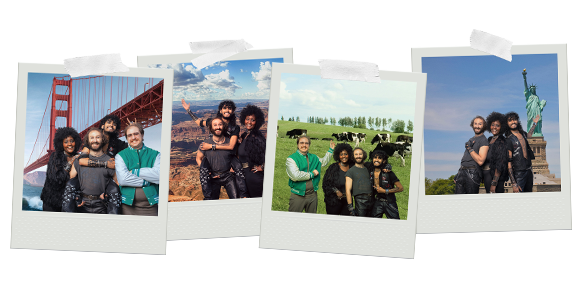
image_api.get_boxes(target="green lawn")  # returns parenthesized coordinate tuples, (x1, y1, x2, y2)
(271, 121, 412, 220)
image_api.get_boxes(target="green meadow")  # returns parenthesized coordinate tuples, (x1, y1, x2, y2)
(271, 120, 413, 220)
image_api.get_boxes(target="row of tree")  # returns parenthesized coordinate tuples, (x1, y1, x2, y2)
(280, 115, 413, 133)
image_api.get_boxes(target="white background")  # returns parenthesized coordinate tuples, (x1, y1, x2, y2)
(1, 1, 576, 299)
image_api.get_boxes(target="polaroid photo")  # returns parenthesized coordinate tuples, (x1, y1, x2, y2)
(138, 49, 293, 240)
(12, 63, 174, 254)
(412, 45, 571, 233)
(259, 63, 426, 258)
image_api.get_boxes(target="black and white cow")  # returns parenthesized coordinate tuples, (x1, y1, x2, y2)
(370, 133, 391, 144)
(286, 129, 307, 139)
(321, 138, 333, 141)
(370, 142, 412, 167)
(332, 132, 361, 147)
(396, 135, 413, 143)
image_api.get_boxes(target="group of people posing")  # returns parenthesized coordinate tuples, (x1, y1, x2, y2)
(456, 111, 540, 194)
(286, 136, 404, 219)
(40, 114, 161, 215)
(181, 99, 267, 199)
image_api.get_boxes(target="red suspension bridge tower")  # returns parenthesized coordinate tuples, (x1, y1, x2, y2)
(49, 77, 72, 152)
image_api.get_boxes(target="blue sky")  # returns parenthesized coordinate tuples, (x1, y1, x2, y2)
(149, 57, 284, 102)
(278, 73, 417, 125)
(24, 73, 164, 172)
(422, 54, 561, 180)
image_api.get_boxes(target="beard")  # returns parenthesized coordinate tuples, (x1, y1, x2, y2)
(355, 157, 364, 164)
(90, 142, 103, 151)
(210, 127, 224, 137)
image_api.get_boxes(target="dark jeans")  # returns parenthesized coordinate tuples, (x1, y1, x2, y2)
(62, 177, 121, 214)
(354, 194, 374, 217)
(483, 169, 506, 193)
(515, 169, 533, 192)
(371, 198, 400, 219)
(325, 197, 349, 215)
(208, 173, 239, 200)
(76, 199, 108, 214)
(200, 157, 248, 199)
(455, 167, 482, 194)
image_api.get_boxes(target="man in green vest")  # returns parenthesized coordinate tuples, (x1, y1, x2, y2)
(286, 135, 335, 213)
(115, 123, 161, 216)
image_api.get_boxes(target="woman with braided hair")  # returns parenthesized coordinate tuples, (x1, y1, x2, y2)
(40, 127, 81, 212)
(322, 143, 354, 215)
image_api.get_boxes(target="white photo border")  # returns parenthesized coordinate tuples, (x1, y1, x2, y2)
(138, 49, 293, 240)
(259, 63, 425, 258)
(412, 45, 571, 233)
(11, 63, 174, 254)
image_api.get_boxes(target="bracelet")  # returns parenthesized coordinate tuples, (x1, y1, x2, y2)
(187, 109, 198, 121)
(491, 180, 498, 186)
(64, 163, 72, 172)
(212, 144, 216, 151)
(469, 149, 474, 153)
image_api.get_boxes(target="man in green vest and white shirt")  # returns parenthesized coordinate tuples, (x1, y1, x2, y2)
(115, 123, 161, 216)
(286, 136, 335, 213)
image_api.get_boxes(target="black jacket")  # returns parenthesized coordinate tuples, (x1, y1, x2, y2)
(322, 162, 354, 206)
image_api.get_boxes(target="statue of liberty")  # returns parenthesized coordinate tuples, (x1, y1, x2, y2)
(522, 69, 547, 137)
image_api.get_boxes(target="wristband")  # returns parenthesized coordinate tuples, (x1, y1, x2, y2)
(212, 144, 216, 151)
(187, 109, 199, 121)
(64, 162, 72, 172)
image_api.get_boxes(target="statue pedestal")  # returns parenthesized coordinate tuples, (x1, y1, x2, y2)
(528, 136, 549, 175)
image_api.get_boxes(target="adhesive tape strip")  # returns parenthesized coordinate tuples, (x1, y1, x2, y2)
(190, 39, 253, 69)
(470, 29, 513, 62)
(64, 53, 129, 78)
(319, 59, 380, 83)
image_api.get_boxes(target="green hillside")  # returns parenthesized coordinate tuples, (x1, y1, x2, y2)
(271, 121, 413, 220)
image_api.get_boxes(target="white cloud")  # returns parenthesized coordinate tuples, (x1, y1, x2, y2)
(240, 69, 244, 72)
(279, 82, 292, 100)
(334, 83, 343, 90)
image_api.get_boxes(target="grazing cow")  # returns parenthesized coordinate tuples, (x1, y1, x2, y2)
(311, 137, 319, 140)
(370, 133, 391, 144)
(332, 132, 361, 147)
(286, 129, 307, 139)
(357, 133, 366, 143)
(370, 142, 412, 167)
(396, 134, 413, 143)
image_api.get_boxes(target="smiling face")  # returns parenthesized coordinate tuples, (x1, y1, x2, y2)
(490, 120, 501, 136)
(353, 149, 365, 164)
(220, 106, 233, 119)
(372, 155, 385, 167)
(472, 117, 485, 135)
(88, 130, 104, 152)
(101, 119, 117, 133)
(210, 118, 224, 137)
(297, 137, 310, 155)
(508, 117, 519, 130)
(245, 114, 256, 131)
(63, 136, 76, 155)
(126, 126, 143, 149)
(339, 150, 349, 164)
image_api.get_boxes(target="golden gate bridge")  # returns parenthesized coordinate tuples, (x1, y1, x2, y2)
(24, 75, 164, 174)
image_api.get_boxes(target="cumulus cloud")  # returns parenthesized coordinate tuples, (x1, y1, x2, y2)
(204, 61, 229, 69)
(151, 63, 240, 101)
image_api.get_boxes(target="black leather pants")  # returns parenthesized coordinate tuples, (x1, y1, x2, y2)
(208, 173, 239, 200)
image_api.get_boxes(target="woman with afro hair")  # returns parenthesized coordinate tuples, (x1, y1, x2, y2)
(322, 143, 354, 215)
(238, 104, 267, 198)
(484, 112, 509, 193)
(40, 127, 81, 211)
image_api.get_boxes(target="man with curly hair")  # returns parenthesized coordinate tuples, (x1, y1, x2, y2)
(345, 147, 373, 216)
(505, 111, 539, 193)
(455, 116, 489, 194)
(182, 99, 248, 199)
(366, 150, 403, 219)
(69, 128, 119, 214)
(286, 136, 335, 213)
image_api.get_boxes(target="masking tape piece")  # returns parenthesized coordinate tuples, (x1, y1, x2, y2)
(190, 39, 253, 69)
(64, 53, 129, 78)
(319, 60, 380, 83)
(470, 29, 512, 62)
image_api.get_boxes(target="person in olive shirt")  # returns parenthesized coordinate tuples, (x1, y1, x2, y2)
(455, 116, 489, 194)
(286, 136, 335, 213)
(345, 147, 373, 216)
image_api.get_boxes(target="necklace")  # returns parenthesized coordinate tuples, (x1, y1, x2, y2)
(212, 136, 225, 144)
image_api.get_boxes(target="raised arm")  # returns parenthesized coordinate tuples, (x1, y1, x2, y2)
(523, 69, 530, 96)
(527, 114, 540, 138)
(182, 98, 203, 126)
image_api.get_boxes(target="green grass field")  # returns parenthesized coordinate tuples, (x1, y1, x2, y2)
(271, 121, 412, 220)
